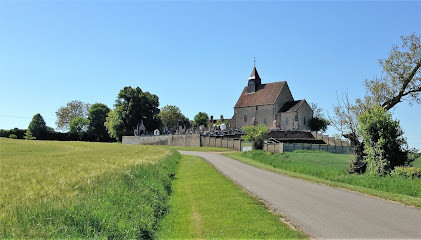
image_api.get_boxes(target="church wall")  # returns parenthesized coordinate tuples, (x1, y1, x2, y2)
(297, 103, 313, 130)
(279, 112, 297, 130)
(234, 104, 276, 129)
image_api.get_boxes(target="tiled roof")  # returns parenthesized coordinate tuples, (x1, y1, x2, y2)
(234, 81, 286, 108)
(279, 100, 306, 113)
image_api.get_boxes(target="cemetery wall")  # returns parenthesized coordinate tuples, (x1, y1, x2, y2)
(122, 134, 200, 147)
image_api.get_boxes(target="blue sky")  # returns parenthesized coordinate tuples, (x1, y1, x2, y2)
(1, 1, 420, 149)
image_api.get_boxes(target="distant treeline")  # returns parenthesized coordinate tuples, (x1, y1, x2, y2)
(0, 128, 116, 142)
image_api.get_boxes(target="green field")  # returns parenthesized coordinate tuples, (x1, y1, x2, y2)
(158, 154, 306, 239)
(0, 138, 177, 238)
(225, 150, 421, 208)
(413, 157, 421, 168)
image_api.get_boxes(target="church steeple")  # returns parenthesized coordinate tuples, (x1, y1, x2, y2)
(247, 66, 261, 93)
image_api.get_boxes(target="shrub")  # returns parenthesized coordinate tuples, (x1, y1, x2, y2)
(24, 131, 36, 140)
(242, 124, 269, 150)
(8, 134, 17, 139)
(391, 167, 421, 179)
(358, 105, 410, 176)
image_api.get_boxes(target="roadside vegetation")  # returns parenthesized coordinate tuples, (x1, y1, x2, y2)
(158, 154, 307, 239)
(0, 138, 178, 238)
(225, 150, 421, 208)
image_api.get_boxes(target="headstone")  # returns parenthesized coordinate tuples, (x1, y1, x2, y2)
(154, 129, 160, 136)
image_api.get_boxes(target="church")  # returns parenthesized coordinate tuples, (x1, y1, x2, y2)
(231, 67, 313, 130)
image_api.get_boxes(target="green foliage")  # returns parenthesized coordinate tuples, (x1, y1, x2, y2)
(105, 107, 125, 141)
(105, 87, 161, 140)
(88, 103, 110, 141)
(69, 117, 90, 135)
(8, 134, 17, 139)
(309, 117, 330, 132)
(159, 105, 185, 131)
(241, 124, 269, 150)
(28, 113, 47, 139)
(193, 112, 209, 127)
(391, 166, 421, 179)
(358, 105, 410, 175)
(24, 131, 36, 140)
(216, 119, 229, 125)
(55, 100, 90, 131)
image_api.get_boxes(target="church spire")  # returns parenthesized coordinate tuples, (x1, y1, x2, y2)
(247, 65, 262, 93)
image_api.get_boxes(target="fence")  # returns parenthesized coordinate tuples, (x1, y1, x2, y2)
(122, 134, 351, 154)
(200, 136, 351, 154)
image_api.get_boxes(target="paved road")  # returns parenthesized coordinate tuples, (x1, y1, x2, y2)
(179, 151, 421, 239)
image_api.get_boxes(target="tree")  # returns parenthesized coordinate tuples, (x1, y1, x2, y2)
(69, 117, 89, 135)
(242, 124, 269, 150)
(27, 113, 47, 139)
(105, 107, 125, 141)
(358, 105, 411, 175)
(193, 112, 209, 127)
(88, 103, 111, 141)
(105, 87, 160, 141)
(332, 34, 420, 173)
(309, 117, 329, 132)
(159, 105, 185, 131)
(56, 100, 90, 131)
(366, 34, 420, 110)
(309, 102, 330, 132)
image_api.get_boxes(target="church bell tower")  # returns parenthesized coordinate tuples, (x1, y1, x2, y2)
(247, 66, 261, 93)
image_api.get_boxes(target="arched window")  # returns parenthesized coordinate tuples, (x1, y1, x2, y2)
(304, 117, 306, 125)
(244, 115, 247, 123)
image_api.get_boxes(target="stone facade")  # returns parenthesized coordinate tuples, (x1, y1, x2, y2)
(232, 67, 313, 130)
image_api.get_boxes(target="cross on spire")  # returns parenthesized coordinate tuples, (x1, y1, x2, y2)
(254, 57, 256, 67)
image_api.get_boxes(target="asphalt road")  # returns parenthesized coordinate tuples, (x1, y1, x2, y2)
(178, 151, 421, 239)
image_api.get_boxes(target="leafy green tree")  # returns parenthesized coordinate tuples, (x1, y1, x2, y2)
(105, 87, 160, 141)
(88, 103, 111, 141)
(242, 124, 269, 150)
(27, 113, 47, 139)
(193, 112, 209, 127)
(358, 105, 411, 175)
(105, 107, 125, 141)
(309, 117, 329, 132)
(159, 105, 185, 131)
(69, 117, 90, 135)
(56, 100, 90, 131)
(331, 34, 420, 173)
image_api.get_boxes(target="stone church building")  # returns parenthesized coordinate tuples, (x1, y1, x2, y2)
(231, 67, 313, 130)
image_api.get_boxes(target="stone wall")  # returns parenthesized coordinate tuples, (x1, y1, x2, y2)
(122, 134, 200, 147)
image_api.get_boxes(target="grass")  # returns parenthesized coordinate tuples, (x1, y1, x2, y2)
(158, 154, 307, 239)
(413, 157, 421, 168)
(0, 138, 179, 238)
(224, 150, 421, 208)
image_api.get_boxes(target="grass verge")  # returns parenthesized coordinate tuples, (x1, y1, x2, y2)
(157, 154, 307, 239)
(0, 138, 179, 238)
(224, 151, 421, 208)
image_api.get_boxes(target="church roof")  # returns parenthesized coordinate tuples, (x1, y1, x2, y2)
(249, 66, 260, 80)
(279, 100, 307, 113)
(234, 81, 286, 108)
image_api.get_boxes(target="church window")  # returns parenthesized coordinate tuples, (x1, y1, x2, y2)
(295, 114, 298, 121)
(244, 115, 247, 123)
(304, 117, 306, 125)
(285, 117, 288, 125)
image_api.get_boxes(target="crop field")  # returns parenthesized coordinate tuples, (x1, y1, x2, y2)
(0, 138, 177, 238)
(225, 150, 421, 208)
